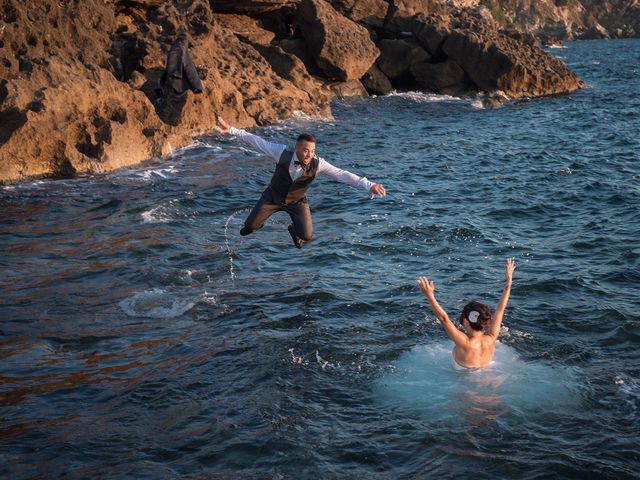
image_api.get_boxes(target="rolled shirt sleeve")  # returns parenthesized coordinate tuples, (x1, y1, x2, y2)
(316, 158, 374, 192)
(229, 127, 285, 162)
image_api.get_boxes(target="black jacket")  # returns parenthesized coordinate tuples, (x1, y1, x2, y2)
(160, 33, 203, 95)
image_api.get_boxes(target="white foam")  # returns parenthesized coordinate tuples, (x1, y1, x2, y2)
(141, 206, 171, 224)
(375, 341, 582, 423)
(119, 289, 196, 318)
(470, 98, 486, 109)
(132, 165, 178, 182)
(386, 91, 467, 104)
(140, 199, 184, 224)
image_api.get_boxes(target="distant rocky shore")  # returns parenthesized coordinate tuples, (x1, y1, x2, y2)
(1, 0, 630, 183)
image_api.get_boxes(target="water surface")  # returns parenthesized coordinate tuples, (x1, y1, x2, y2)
(1, 40, 639, 478)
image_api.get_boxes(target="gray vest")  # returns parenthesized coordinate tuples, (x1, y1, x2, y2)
(262, 148, 319, 205)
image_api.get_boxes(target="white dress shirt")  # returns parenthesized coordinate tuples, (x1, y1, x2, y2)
(229, 127, 374, 192)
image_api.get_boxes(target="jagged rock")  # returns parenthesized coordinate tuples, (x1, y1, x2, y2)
(487, 0, 640, 40)
(441, 20, 584, 97)
(1, 0, 593, 183)
(254, 44, 331, 106)
(385, 0, 448, 33)
(410, 59, 467, 91)
(412, 13, 452, 55)
(329, 0, 390, 28)
(276, 38, 322, 76)
(0, 0, 329, 183)
(361, 64, 393, 95)
(296, 0, 380, 81)
(211, 1, 300, 15)
(377, 39, 431, 79)
(213, 14, 276, 45)
(501, 30, 538, 47)
(577, 23, 611, 40)
(325, 80, 369, 98)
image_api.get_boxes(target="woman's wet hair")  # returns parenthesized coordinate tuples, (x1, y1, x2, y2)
(297, 132, 316, 144)
(460, 301, 491, 331)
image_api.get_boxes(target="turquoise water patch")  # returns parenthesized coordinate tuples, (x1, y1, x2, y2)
(375, 342, 582, 424)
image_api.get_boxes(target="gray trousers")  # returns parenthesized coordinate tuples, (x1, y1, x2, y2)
(243, 197, 313, 241)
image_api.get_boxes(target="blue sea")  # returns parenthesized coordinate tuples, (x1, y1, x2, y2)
(1, 40, 639, 479)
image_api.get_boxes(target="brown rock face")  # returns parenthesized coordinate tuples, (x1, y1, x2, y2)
(441, 22, 584, 97)
(329, 0, 390, 28)
(210, 0, 300, 14)
(296, 0, 380, 81)
(386, 0, 449, 33)
(0, 0, 330, 183)
(213, 14, 276, 45)
(1, 0, 588, 183)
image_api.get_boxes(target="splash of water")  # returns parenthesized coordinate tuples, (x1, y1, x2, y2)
(223, 208, 250, 281)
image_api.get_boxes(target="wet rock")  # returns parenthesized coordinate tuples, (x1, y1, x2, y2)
(361, 64, 393, 95)
(325, 79, 369, 98)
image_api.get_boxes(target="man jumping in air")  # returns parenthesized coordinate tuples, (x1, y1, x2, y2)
(217, 117, 386, 249)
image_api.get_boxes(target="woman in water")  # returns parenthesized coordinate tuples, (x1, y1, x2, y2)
(417, 258, 515, 369)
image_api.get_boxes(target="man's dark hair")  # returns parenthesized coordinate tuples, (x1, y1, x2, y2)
(296, 132, 316, 143)
(460, 300, 492, 331)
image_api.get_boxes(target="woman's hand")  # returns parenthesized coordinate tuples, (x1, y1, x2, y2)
(418, 276, 436, 298)
(505, 258, 515, 282)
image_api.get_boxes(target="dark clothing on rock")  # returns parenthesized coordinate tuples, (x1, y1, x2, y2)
(159, 33, 203, 96)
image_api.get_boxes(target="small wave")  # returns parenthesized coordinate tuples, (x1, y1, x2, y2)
(141, 206, 171, 224)
(119, 289, 196, 318)
(140, 199, 193, 224)
(386, 91, 467, 104)
(136, 166, 179, 181)
(470, 98, 485, 109)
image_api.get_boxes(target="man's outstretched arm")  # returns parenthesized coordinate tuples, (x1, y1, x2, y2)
(217, 116, 285, 161)
(317, 159, 386, 199)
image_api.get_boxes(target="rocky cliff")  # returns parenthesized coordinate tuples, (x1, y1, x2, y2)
(481, 0, 639, 41)
(0, 0, 592, 183)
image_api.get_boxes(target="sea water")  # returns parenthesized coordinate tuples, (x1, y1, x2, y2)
(1, 40, 639, 479)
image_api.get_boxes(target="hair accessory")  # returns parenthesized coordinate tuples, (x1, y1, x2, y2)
(468, 311, 480, 323)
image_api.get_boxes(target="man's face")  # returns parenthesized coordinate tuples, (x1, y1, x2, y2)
(295, 140, 316, 165)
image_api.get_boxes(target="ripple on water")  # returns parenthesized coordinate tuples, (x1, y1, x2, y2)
(118, 289, 197, 318)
